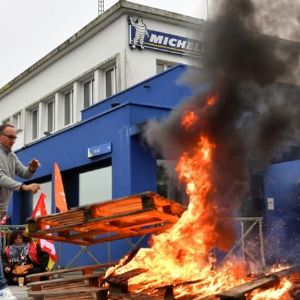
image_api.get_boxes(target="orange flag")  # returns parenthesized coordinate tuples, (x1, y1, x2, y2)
(54, 162, 68, 212)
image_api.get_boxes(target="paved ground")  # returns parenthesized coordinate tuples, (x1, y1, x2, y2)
(8, 286, 29, 300)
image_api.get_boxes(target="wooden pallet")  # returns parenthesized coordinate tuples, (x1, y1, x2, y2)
(26, 192, 185, 245)
(216, 265, 300, 299)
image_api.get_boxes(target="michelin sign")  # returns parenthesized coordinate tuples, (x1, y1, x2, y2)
(128, 16, 202, 56)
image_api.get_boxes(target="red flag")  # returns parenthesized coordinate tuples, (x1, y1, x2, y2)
(54, 162, 68, 213)
(31, 193, 57, 267)
(32, 192, 47, 217)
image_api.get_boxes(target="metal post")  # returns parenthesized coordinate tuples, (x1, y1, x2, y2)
(241, 221, 245, 261)
(259, 218, 266, 269)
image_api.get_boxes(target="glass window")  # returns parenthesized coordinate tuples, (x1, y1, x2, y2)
(32, 108, 38, 140)
(12, 112, 22, 131)
(156, 63, 165, 74)
(83, 79, 94, 109)
(105, 67, 116, 98)
(32, 181, 52, 215)
(64, 90, 73, 126)
(156, 61, 177, 74)
(157, 160, 185, 204)
(47, 100, 54, 132)
(79, 166, 112, 205)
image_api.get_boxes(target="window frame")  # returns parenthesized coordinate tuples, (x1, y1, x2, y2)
(63, 89, 73, 126)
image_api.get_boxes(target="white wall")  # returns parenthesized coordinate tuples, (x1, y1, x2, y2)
(0, 10, 200, 148)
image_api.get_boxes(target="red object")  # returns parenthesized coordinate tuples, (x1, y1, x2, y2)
(31, 192, 57, 261)
(0, 215, 9, 225)
(54, 162, 68, 213)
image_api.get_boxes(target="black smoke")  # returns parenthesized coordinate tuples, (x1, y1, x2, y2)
(143, 0, 300, 226)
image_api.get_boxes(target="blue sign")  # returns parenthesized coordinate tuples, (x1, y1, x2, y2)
(128, 16, 203, 57)
(88, 142, 112, 158)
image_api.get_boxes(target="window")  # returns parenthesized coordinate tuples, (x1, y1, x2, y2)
(157, 160, 185, 204)
(79, 166, 112, 205)
(156, 61, 177, 74)
(64, 90, 73, 126)
(32, 181, 52, 214)
(83, 79, 94, 109)
(105, 67, 116, 98)
(31, 108, 39, 140)
(12, 112, 22, 132)
(46, 100, 55, 132)
(2, 118, 10, 125)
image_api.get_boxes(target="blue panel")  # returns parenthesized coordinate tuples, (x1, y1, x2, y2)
(10, 66, 205, 266)
(88, 142, 112, 158)
(264, 160, 300, 264)
(81, 65, 194, 120)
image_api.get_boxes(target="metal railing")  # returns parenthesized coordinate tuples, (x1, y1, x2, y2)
(1, 218, 266, 271)
(222, 217, 266, 271)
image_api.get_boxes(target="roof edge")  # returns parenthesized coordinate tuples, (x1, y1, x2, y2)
(0, 1, 202, 98)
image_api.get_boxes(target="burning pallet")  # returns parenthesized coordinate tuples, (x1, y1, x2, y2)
(99, 250, 300, 300)
(26, 192, 185, 245)
(216, 265, 300, 300)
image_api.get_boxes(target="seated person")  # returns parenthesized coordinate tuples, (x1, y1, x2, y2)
(2, 230, 49, 285)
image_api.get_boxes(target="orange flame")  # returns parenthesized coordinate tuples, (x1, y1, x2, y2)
(107, 94, 293, 299)
(248, 278, 293, 300)
(181, 111, 198, 129)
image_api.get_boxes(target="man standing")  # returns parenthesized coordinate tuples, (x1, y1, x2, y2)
(0, 124, 40, 299)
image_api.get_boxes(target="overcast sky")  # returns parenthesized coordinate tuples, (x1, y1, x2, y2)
(0, 0, 208, 88)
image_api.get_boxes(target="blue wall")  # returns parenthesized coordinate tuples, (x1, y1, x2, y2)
(264, 159, 300, 264)
(10, 65, 194, 266)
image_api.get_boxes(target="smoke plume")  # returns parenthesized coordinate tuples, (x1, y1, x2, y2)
(143, 0, 300, 221)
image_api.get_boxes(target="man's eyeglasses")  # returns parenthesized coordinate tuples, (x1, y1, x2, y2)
(1, 133, 17, 141)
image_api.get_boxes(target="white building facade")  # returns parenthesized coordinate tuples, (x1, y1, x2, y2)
(0, 0, 203, 150)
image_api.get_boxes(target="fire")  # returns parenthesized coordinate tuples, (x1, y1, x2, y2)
(181, 111, 198, 129)
(107, 94, 293, 299)
(248, 278, 293, 300)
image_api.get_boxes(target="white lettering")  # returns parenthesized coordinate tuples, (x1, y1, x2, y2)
(168, 38, 177, 47)
(177, 40, 187, 49)
(149, 34, 164, 44)
(163, 37, 169, 45)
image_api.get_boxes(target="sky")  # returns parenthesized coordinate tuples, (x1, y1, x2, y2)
(0, 0, 208, 88)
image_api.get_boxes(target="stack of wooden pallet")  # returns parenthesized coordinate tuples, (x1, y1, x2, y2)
(25, 192, 185, 299)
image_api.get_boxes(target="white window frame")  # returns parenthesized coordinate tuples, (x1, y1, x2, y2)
(105, 66, 116, 98)
(83, 78, 94, 109)
(12, 112, 23, 132)
(46, 99, 55, 133)
(156, 60, 177, 74)
(63, 90, 73, 126)
(30, 106, 39, 141)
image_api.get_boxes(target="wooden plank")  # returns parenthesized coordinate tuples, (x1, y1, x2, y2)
(26, 262, 115, 282)
(89, 223, 173, 244)
(217, 264, 300, 299)
(27, 273, 102, 289)
(216, 275, 278, 299)
(27, 192, 185, 245)
(28, 287, 108, 296)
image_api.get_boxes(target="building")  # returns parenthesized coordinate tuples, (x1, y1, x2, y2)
(0, 0, 202, 149)
(1, 0, 299, 267)
(0, 1, 203, 266)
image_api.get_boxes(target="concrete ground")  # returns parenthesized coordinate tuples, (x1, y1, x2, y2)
(8, 286, 29, 300)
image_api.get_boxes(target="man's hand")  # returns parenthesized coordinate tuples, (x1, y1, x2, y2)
(4, 267, 11, 273)
(28, 158, 41, 172)
(21, 183, 40, 194)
